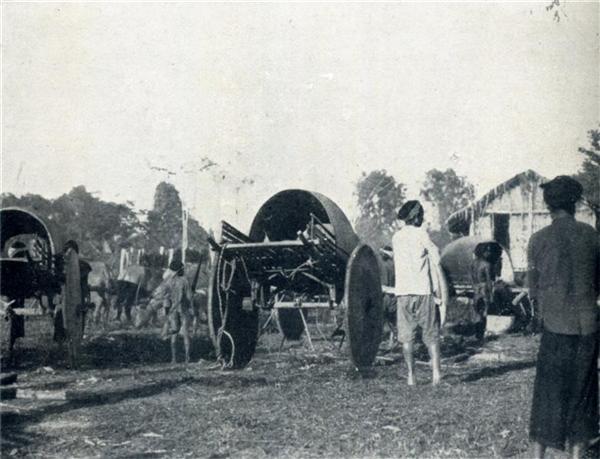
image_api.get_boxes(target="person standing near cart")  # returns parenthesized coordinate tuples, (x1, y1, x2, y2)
(392, 200, 445, 386)
(528, 176, 600, 459)
(163, 260, 194, 364)
(471, 243, 496, 343)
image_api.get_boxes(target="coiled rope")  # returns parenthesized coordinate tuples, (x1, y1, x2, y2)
(215, 247, 236, 368)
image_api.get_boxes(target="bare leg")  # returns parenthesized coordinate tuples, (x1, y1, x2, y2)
(427, 342, 441, 385)
(101, 293, 109, 327)
(531, 441, 545, 459)
(8, 332, 16, 367)
(115, 300, 122, 322)
(93, 299, 101, 325)
(182, 316, 191, 363)
(402, 342, 416, 385)
(113, 287, 123, 322)
(107, 295, 114, 322)
(170, 335, 177, 364)
(150, 309, 159, 327)
(125, 303, 133, 324)
(571, 443, 585, 459)
(103, 297, 110, 327)
(183, 331, 190, 364)
(161, 313, 170, 340)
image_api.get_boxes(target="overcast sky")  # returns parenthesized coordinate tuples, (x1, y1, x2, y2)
(2, 2, 598, 231)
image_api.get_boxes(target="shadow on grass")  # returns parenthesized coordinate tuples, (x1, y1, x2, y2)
(81, 333, 215, 370)
(3, 332, 216, 372)
(462, 360, 536, 382)
(409, 330, 489, 362)
(1, 371, 269, 454)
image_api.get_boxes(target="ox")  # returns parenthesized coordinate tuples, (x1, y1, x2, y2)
(134, 263, 207, 333)
(87, 261, 114, 326)
(113, 264, 163, 324)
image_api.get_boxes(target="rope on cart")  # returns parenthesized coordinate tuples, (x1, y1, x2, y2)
(215, 246, 236, 368)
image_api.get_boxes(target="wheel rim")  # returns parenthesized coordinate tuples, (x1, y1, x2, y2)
(345, 244, 383, 369)
(62, 248, 83, 367)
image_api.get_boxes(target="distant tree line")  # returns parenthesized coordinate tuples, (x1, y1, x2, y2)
(355, 128, 600, 249)
(354, 168, 474, 250)
(575, 128, 600, 226)
(0, 181, 210, 262)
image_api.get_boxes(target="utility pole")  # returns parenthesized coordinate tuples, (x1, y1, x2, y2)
(182, 205, 189, 263)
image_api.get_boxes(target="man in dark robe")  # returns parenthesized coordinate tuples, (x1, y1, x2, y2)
(528, 176, 600, 459)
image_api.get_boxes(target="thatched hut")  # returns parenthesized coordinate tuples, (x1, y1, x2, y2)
(446, 170, 597, 277)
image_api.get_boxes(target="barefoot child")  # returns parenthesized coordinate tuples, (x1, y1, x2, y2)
(164, 260, 193, 364)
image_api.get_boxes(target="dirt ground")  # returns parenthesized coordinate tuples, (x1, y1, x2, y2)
(0, 317, 573, 459)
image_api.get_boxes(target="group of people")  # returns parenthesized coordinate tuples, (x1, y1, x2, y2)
(389, 175, 599, 458)
(3, 175, 598, 457)
(96, 257, 197, 363)
(3, 237, 196, 365)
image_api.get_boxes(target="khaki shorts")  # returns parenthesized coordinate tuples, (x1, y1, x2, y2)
(396, 294, 439, 346)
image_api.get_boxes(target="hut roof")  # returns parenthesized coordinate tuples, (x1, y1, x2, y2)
(446, 170, 545, 234)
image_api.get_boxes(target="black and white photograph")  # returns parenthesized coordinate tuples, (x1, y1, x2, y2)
(1, 1, 599, 457)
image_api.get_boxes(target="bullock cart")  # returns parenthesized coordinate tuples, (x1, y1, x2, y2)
(0, 207, 85, 367)
(208, 190, 383, 369)
(440, 236, 532, 334)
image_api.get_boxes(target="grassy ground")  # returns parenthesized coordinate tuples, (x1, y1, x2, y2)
(0, 317, 564, 458)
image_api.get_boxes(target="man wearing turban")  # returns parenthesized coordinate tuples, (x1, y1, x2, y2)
(392, 200, 444, 386)
(528, 176, 600, 458)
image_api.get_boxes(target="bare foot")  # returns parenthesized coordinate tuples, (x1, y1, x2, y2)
(432, 373, 442, 386)
(572, 443, 585, 459)
(407, 373, 416, 386)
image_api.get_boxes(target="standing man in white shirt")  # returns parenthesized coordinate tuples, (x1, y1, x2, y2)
(392, 200, 443, 386)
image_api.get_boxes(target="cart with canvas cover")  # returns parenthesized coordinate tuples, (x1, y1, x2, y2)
(0, 207, 85, 367)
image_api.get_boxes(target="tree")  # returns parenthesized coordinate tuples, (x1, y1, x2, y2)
(1, 187, 142, 258)
(146, 182, 184, 251)
(1, 182, 211, 260)
(420, 168, 475, 248)
(575, 128, 600, 228)
(0, 193, 53, 217)
(56, 186, 143, 246)
(145, 181, 210, 255)
(354, 170, 406, 249)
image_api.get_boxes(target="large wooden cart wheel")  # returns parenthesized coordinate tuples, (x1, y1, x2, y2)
(62, 249, 84, 368)
(344, 244, 383, 369)
(207, 253, 259, 368)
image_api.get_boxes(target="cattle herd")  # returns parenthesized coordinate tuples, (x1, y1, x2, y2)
(86, 259, 208, 333)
